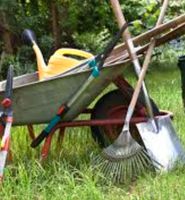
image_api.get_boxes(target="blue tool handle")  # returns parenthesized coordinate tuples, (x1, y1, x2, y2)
(31, 24, 128, 148)
(31, 105, 68, 148)
(31, 115, 61, 148)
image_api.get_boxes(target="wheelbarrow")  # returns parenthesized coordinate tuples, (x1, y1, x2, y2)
(0, 14, 185, 162)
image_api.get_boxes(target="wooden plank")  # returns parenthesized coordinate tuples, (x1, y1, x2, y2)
(107, 14, 185, 62)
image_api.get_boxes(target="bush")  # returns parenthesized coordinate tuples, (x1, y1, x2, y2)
(0, 52, 36, 80)
(74, 28, 111, 54)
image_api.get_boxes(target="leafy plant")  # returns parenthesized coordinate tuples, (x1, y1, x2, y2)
(74, 28, 111, 54)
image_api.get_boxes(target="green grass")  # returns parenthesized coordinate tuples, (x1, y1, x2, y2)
(1, 58, 185, 200)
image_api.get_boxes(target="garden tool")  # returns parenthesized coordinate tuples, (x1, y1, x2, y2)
(110, 0, 160, 133)
(31, 23, 128, 148)
(99, 0, 185, 182)
(94, 0, 172, 182)
(0, 65, 14, 181)
(22, 29, 93, 80)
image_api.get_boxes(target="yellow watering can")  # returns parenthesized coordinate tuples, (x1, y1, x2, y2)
(22, 29, 93, 80)
(33, 43, 93, 80)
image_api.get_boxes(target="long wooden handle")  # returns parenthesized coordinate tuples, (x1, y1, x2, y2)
(110, 0, 154, 122)
(110, 0, 168, 126)
(126, 0, 168, 115)
(107, 14, 185, 62)
(106, 22, 185, 65)
(110, 0, 138, 61)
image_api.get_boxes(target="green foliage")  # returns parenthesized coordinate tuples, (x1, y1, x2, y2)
(38, 35, 55, 60)
(120, 0, 160, 35)
(168, 0, 185, 17)
(0, 0, 185, 76)
(74, 28, 111, 54)
(1, 52, 36, 80)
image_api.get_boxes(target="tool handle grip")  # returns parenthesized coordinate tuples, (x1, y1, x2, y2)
(98, 23, 127, 70)
(31, 130, 48, 148)
(5, 65, 13, 99)
(22, 29, 36, 45)
(31, 105, 68, 148)
(31, 115, 61, 148)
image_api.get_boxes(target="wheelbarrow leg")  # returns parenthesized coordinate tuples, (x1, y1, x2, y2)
(27, 124, 35, 140)
(41, 127, 65, 161)
(56, 127, 65, 152)
(41, 132, 55, 161)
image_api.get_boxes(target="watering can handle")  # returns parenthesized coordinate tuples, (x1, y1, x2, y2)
(55, 48, 93, 59)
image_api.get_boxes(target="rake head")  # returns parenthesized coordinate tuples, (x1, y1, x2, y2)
(93, 130, 156, 183)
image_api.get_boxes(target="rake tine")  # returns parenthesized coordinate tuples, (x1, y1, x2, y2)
(124, 158, 130, 181)
(94, 155, 105, 168)
(108, 163, 116, 181)
(121, 161, 126, 183)
(138, 151, 153, 169)
(135, 153, 146, 175)
(102, 160, 111, 178)
(115, 162, 121, 183)
(135, 153, 146, 174)
(111, 162, 118, 182)
(118, 161, 124, 183)
(120, 162, 125, 183)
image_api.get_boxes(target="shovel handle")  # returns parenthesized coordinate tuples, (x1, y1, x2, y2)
(110, 0, 155, 123)
(110, 0, 137, 61)
(129, 0, 168, 111)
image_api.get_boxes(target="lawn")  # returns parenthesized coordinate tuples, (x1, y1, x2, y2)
(1, 55, 185, 200)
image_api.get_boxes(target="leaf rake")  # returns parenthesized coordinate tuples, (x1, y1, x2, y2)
(93, 123, 155, 183)
(93, 0, 169, 183)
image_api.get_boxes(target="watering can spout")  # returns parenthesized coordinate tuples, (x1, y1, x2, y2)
(22, 29, 47, 80)
(32, 42, 47, 80)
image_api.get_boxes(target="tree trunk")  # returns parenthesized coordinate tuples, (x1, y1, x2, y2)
(0, 13, 13, 54)
(50, 1, 61, 50)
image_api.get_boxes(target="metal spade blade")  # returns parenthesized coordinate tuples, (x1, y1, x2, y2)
(136, 114, 185, 170)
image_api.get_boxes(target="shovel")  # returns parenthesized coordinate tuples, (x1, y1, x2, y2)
(136, 115, 185, 170)
(113, 0, 185, 170)
(134, 2, 185, 170)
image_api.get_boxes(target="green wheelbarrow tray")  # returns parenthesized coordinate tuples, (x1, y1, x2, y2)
(0, 59, 131, 125)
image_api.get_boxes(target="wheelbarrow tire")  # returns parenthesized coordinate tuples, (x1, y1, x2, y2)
(91, 89, 159, 148)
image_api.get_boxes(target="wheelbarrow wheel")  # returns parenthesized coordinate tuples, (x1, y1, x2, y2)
(91, 89, 159, 148)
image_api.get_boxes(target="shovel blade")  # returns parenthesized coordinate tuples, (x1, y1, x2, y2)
(136, 114, 185, 170)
